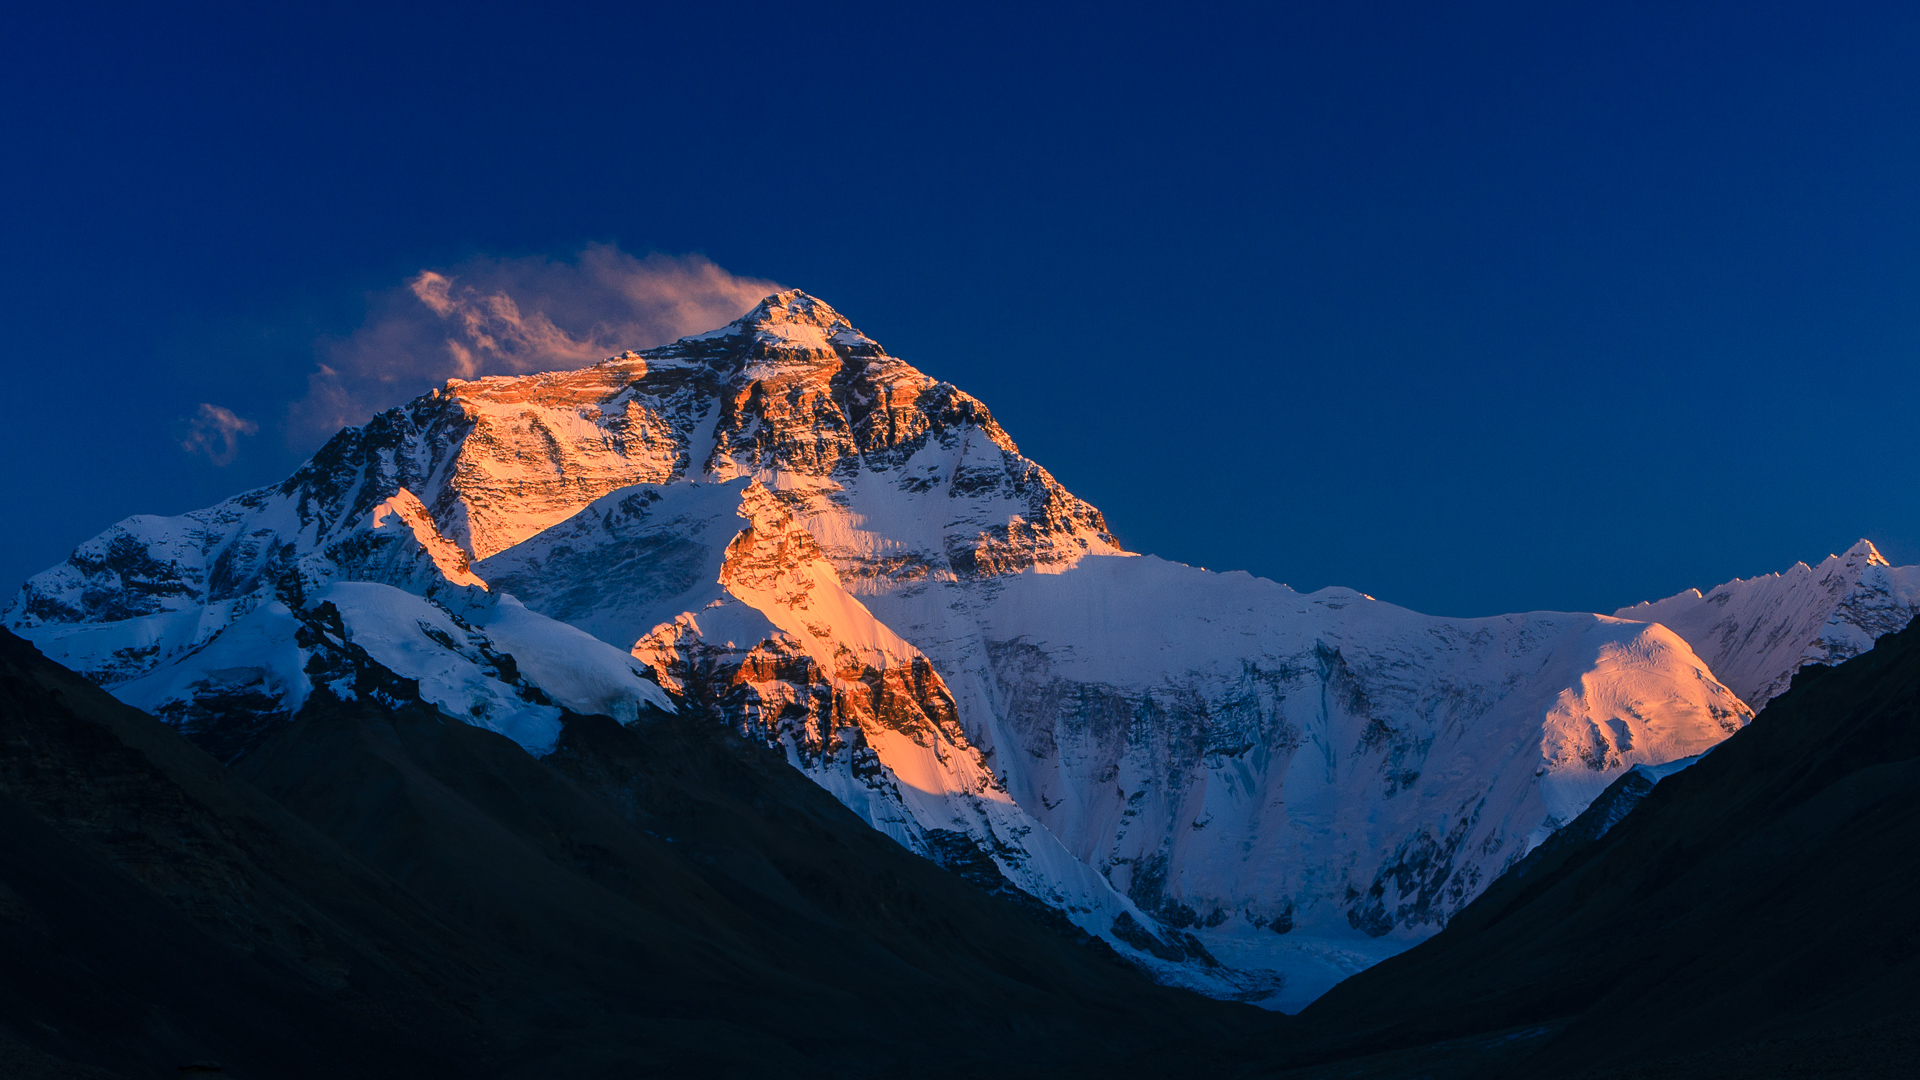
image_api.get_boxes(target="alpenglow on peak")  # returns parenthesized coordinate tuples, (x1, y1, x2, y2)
(8, 288, 1793, 1012)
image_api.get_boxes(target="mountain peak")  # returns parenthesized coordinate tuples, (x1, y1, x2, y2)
(1843, 538, 1889, 568)
(737, 289, 852, 332)
(677, 290, 869, 357)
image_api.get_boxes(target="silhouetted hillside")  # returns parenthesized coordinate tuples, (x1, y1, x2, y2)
(0, 628, 1274, 1078)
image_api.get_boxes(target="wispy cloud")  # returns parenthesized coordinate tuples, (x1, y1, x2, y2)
(289, 245, 781, 444)
(181, 403, 260, 466)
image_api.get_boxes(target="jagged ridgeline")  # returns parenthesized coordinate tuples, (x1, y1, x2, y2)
(10, 290, 1911, 1008)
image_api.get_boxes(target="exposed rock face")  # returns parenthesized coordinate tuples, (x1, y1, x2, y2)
(1616, 539, 1920, 710)
(8, 290, 1769, 1006)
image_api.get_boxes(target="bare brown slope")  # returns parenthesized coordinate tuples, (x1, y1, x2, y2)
(0, 628, 1277, 1078)
(1264, 619, 1920, 1079)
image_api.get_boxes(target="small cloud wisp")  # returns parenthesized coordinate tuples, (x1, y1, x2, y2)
(290, 246, 781, 444)
(181, 403, 260, 466)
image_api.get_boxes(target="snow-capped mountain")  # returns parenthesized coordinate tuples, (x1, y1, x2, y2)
(7, 291, 1755, 1008)
(1615, 539, 1920, 710)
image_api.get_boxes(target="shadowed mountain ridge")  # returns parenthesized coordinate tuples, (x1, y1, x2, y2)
(0, 627, 1277, 1078)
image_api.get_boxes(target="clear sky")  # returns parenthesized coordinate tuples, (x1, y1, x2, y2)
(5, 2, 1919, 617)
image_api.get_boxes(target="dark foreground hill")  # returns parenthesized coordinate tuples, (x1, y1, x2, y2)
(1254, 618, 1920, 1079)
(0, 627, 1275, 1079)
(14, 606, 1920, 1080)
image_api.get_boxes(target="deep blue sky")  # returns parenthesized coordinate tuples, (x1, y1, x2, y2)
(5, 2, 1919, 617)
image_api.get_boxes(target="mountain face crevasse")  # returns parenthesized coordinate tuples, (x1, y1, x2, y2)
(8, 290, 1783, 1008)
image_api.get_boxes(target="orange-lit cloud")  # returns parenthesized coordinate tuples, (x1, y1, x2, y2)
(289, 246, 781, 444)
(181, 403, 260, 466)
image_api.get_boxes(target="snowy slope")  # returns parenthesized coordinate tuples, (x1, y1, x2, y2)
(6, 290, 1757, 1006)
(3, 482, 674, 761)
(1615, 539, 1920, 709)
(858, 555, 1745, 1008)
(476, 477, 1244, 993)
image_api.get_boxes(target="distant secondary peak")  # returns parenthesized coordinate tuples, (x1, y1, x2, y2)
(1843, 538, 1890, 568)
